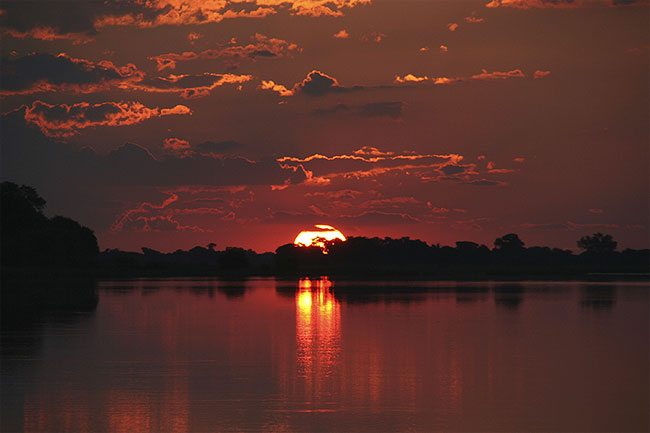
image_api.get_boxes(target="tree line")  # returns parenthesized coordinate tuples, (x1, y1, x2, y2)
(2, 182, 648, 278)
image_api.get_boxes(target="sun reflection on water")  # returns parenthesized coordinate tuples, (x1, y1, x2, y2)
(295, 277, 341, 404)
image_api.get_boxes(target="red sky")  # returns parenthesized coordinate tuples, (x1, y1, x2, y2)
(1, 0, 648, 253)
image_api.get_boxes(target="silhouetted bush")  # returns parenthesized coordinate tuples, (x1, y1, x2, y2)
(1, 182, 99, 269)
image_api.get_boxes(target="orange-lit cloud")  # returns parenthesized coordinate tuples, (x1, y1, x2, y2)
(447, 23, 459, 31)
(395, 74, 429, 83)
(22, 101, 192, 137)
(534, 70, 551, 79)
(277, 148, 462, 164)
(395, 69, 527, 86)
(465, 14, 485, 23)
(439, 45, 448, 52)
(163, 137, 191, 151)
(485, 0, 643, 8)
(362, 31, 385, 42)
(150, 34, 300, 71)
(471, 69, 526, 80)
(127, 73, 252, 99)
(94, 0, 370, 29)
(333, 29, 349, 38)
(2, 0, 371, 47)
(187, 32, 202, 41)
(274, 146, 511, 189)
(261, 70, 362, 97)
(260, 80, 295, 96)
(2, 27, 94, 44)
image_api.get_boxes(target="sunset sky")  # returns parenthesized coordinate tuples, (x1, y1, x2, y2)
(1, 0, 648, 253)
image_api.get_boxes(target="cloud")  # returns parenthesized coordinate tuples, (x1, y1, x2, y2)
(395, 69, 528, 86)
(419, 47, 430, 52)
(274, 146, 520, 188)
(2, 27, 94, 44)
(447, 23, 459, 31)
(261, 70, 363, 97)
(465, 14, 485, 23)
(333, 29, 350, 38)
(129, 73, 252, 99)
(0, 1, 103, 43)
(312, 101, 403, 119)
(149, 34, 300, 71)
(1, 111, 311, 195)
(259, 80, 295, 96)
(361, 31, 385, 43)
(439, 45, 448, 53)
(0, 53, 142, 96)
(588, 208, 604, 214)
(163, 138, 191, 151)
(0, 53, 250, 99)
(20, 101, 191, 137)
(534, 70, 551, 79)
(471, 69, 525, 80)
(485, 0, 643, 8)
(1, 0, 370, 44)
(466, 179, 507, 186)
(187, 32, 202, 41)
(395, 74, 429, 83)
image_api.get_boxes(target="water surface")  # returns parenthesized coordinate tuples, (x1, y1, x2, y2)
(2, 278, 648, 432)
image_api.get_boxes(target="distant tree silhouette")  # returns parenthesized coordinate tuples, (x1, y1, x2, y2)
(494, 233, 525, 251)
(219, 247, 250, 271)
(577, 233, 617, 254)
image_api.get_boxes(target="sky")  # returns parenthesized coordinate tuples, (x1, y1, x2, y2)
(1, 0, 648, 253)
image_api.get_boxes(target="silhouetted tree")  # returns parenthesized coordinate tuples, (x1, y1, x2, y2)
(494, 233, 525, 251)
(1, 181, 99, 268)
(577, 233, 617, 254)
(219, 247, 250, 271)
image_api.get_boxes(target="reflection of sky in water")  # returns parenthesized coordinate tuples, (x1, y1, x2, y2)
(2, 279, 648, 432)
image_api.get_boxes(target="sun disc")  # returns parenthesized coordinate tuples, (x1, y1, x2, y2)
(294, 224, 346, 251)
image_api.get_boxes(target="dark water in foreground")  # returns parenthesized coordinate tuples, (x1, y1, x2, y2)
(1, 278, 648, 432)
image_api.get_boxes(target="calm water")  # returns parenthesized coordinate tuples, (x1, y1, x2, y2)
(1, 278, 648, 432)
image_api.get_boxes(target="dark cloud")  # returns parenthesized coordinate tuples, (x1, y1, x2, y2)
(297, 70, 363, 96)
(0, 53, 141, 95)
(0, 53, 249, 99)
(466, 179, 507, 186)
(440, 164, 467, 176)
(1, 110, 308, 189)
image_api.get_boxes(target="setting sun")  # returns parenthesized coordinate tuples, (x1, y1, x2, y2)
(294, 225, 346, 252)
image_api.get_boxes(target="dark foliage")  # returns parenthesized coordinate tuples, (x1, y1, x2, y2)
(1, 181, 99, 268)
(274, 234, 649, 278)
(577, 232, 617, 254)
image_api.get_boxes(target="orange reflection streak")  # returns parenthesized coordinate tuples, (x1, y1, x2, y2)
(295, 277, 341, 406)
